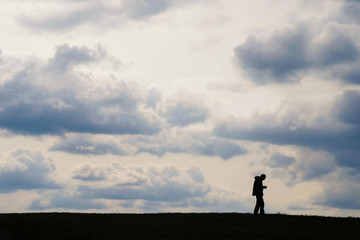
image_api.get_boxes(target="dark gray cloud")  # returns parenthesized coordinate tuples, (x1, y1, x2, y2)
(215, 115, 337, 149)
(234, 25, 310, 84)
(0, 149, 60, 192)
(18, 0, 198, 31)
(329, 90, 360, 169)
(341, 67, 360, 84)
(267, 149, 337, 185)
(294, 156, 335, 181)
(316, 188, 360, 210)
(20, 4, 104, 31)
(122, 0, 170, 19)
(334, 90, 360, 125)
(331, 149, 360, 170)
(215, 122, 350, 152)
(313, 169, 360, 210)
(50, 130, 246, 160)
(132, 130, 247, 160)
(196, 138, 246, 160)
(214, 91, 360, 170)
(161, 93, 210, 127)
(39, 77, 244, 160)
(0, 45, 163, 136)
(47, 44, 107, 72)
(45, 82, 244, 159)
(234, 25, 360, 84)
(268, 154, 296, 169)
(337, 0, 360, 24)
(312, 31, 359, 67)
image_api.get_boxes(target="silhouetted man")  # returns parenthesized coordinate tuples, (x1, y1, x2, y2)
(252, 174, 267, 214)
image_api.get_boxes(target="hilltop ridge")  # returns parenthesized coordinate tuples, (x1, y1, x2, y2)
(0, 213, 359, 239)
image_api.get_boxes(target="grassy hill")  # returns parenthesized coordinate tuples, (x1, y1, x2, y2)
(0, 213, 359, 239)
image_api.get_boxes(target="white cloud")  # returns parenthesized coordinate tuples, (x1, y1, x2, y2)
(29, 190, 107, 211)
(75, 163, 211, 202)
(26, 162, 246, 212)
(72, 162, 109, 181)
(0, 149, 60, 192)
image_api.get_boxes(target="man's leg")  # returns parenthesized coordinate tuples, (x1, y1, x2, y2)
(259, 197, 265, 214)
(254, 196, 260, 214)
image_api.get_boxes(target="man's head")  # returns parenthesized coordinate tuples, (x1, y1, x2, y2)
(260, 174, 266, 180)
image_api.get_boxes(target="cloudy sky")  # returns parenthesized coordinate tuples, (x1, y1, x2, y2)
(0, 0, 359, 217)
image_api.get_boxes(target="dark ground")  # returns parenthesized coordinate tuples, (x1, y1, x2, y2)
(0, 213, 359, 240)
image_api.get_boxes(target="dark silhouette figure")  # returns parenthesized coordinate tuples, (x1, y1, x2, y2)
(252, 174, 267, 214)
